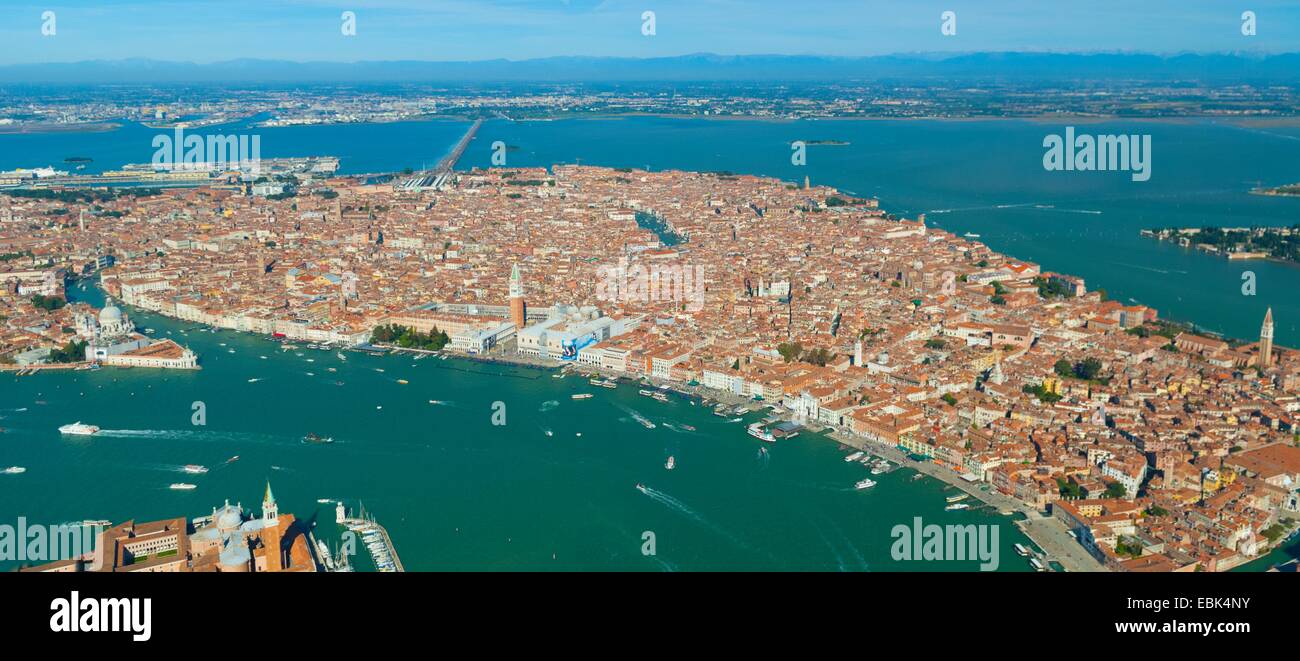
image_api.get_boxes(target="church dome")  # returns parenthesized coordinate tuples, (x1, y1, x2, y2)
(98, 305, 124, 325)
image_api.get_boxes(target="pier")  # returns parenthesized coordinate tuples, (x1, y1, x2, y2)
(338, 504, 405, 572)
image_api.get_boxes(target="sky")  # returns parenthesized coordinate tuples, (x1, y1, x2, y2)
(1, 0, 1299, 65)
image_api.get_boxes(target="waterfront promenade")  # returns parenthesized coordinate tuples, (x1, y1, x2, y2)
(826, 429, 1106, 573)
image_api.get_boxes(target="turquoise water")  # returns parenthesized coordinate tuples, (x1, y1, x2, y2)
(0, 283, 1031, 571)
(3, 115, 1299, 570)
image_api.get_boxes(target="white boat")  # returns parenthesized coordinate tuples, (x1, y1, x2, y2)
(1014, 543, 1030, 557)
(1, 466, 26, 475)
(845, 451, 865, 462)
(746, 424, 775, 442)
(571, 393, 593, 400)
(964, 232, 981, 239)
(665, 456, 676, 470)
(181, 465, 208, 474)
(1030, 558, 1046, 572)
(169, 483, 197, 490)
(631, 412, 656, 429)
(316, 498, 333, 504)
(337, 352, 347, 361)
(944, 503, 970, 511)
(248, 378, 262, 383)
(946, 494, 969, 504)
(58, 422, 100, 436)
(855, 478, 876, 490)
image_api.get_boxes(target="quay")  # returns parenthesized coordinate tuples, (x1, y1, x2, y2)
(826, 428, 1107, 573)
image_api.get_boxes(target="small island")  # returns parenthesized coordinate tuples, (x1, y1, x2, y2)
(1251, 182, 1300, 198)
(1140, 225, 1300, 262)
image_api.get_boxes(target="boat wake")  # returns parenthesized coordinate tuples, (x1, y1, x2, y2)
(813, 518, 868, 572)
(95, 429, 287, 446)
(539, 400, 560, 413)
(1113, 262, 1188, 276)
(637, 485, 772, 561)
(637, 485, 710, 526)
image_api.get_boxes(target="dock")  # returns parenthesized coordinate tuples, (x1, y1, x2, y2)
(338, 505, 404, 572)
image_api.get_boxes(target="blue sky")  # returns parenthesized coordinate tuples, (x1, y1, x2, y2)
(3, 0, 1299, 65)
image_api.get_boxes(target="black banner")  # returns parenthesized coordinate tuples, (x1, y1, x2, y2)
(0, 571, 1290, 647)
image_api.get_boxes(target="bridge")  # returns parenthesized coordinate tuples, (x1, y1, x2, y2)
(397, 118, 483, 192)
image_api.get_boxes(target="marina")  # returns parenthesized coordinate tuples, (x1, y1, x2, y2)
(337, 502, 404, 573)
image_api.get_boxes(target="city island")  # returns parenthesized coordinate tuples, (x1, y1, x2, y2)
(3, 162, 1299, 573)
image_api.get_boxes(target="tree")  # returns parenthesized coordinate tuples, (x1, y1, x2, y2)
(941, 393, 958, 406)
(925, 338, 946, 350)
(776, 342, 803, 362)
(1057, 478, 1084, 499)
(1077, 357, 1103, 381)
(1054, 359, 1073, 378)
(48, 339, 87, 364)
(1104, 482, 1127, 499)
(31, 294, 66, 311)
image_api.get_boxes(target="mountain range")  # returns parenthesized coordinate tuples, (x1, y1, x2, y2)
(3, 52, 1299, 84)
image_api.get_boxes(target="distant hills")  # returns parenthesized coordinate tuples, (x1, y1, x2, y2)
(3, 52, 1299, 84)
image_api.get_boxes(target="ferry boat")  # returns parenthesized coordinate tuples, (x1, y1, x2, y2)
(630, 411, 657, 429)
(589, 378, 618, 389)
(169, 483, 197, 490)
(746, 424, 776, 442)
(571, 393, 594, 400)
(665, 456, 676, 470)
(946, 493, 969, 504)
(181, 465, 208, 475)
(1014, 543, 1030, 557)
(1, 466, 26, 475)
(944, 503, 970, 511)
(1030, 558, 1046, 572)
(302, 433, 335, 445)
(845, 451, 865, 462)
(58, 422, 100, 436)
(855, 478, 877, 490)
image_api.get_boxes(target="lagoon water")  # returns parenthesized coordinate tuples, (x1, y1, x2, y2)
(2, 116, 1298, 570)
(1, 283, 1029, 571)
